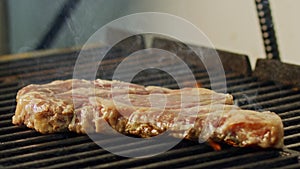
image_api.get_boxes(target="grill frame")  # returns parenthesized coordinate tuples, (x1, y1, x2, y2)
(0, 36, 300, 168)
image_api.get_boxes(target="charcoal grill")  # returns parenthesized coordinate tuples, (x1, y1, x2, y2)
(1, 35, 300, 169)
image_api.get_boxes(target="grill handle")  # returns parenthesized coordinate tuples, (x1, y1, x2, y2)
(255, 0, 280, 60)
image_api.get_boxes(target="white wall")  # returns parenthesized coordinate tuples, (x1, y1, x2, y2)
(124, 0, 300, 67)
(271, 0, 300, 65)
(6, 0, 300, 67)
(124, 0, 265, 68)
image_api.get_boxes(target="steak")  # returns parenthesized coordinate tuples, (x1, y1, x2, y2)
(12, 79, 283, 149)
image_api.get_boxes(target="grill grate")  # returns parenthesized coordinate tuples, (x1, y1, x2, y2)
(1, 40, 300, 168)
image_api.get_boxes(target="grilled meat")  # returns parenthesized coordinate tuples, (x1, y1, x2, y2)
(12, 79, 283, 148)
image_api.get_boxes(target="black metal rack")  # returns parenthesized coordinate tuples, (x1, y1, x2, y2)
(255, 0, 281, 60)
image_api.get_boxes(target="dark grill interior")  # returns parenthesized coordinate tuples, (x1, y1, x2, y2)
(1, 37, 300, 168)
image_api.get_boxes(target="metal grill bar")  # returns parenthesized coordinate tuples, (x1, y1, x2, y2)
(284, 125, 300, 136)
(186, 151, 287, 169)
(280, 110, 300, 118)
(0, 134, 67, 150)
(0, 106, 15, 115)
(238, 89, 298, 103)
(133, 149, 281, 169)
(0, 119, 11, 128)
(0, 99, 16, 107)
(282, 163, 300, 169)
(92, 145, 209, 168)
(226, 154, 300, 169)
(241, 94, 300, 110)
(0, 126, 25, 134)
(0, 136, 90, 160)
(266, 103, 300, 113)
(1, 141, 100, 168)
(233, 83, 286, 99)
(286, 143, 300, 152)
(0, 112, 14, 119)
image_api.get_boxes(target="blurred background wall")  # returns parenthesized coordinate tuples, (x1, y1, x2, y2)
(0, 0, 9, 55)
(1, 0, 299, 67)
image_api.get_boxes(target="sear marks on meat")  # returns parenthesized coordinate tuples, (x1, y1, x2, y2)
(12, 79, 283, 149)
